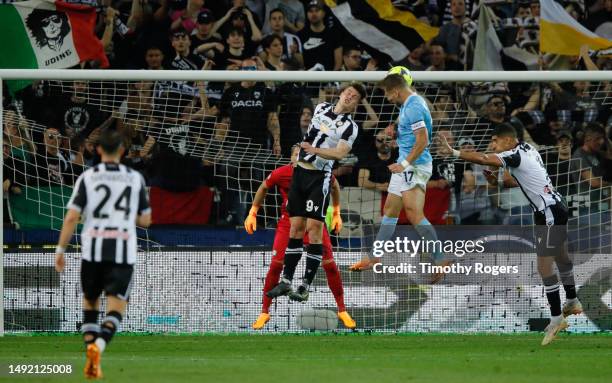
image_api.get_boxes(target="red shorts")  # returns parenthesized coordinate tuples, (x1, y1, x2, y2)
(272, 217, 334, 262)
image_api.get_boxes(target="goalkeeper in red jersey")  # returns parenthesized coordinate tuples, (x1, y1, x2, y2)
(245, 145, 355, 330)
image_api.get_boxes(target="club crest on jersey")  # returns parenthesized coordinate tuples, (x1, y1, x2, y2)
(336, 121, 343, 127)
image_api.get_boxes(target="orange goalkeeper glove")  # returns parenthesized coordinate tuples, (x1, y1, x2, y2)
(244, 205, 259, 234)
(331, 205, 342, 234)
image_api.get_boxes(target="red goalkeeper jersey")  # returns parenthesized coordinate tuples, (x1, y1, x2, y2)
(265, 164, 335, 221)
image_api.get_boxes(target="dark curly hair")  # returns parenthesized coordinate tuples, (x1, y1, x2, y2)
(25, 8, 70, 50)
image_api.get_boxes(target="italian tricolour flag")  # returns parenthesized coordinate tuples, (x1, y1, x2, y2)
(0, 0, 108, 73)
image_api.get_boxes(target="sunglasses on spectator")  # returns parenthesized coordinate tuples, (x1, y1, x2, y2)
(241, 65, 257, 71)
(47, 134, 60, 139)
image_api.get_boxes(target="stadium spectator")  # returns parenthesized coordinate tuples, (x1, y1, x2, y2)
(3, 109, 35, 188)
(426, 42, 463, 71)
(261, 34, 284, 70)
(170, 0, 208, 33)
(540, 130, 576, 197)
(262, 0, 305, 34)
(33, 127, 72, 186)
(585, 0, 611, 32)
(455, 137, 493, 224)
(215, 28, 249, 69)
(438, 0, 474, 26)
(299, 0, 342, 70)
(191, 10, 224, 62)
(393, 43, 426, 71)
(262, 7, 303, 66)
(481, 94, 510, 129)
(425, 128, 455, 224)
(168, 28, 204, 70)
(212, 2, 262, 56)
(277, 89, 313, 157)
(220, 59, 281, 155)
(529, 0, 540, 17)
(571, 123, 611, 190)
(3, 140, 21, 196)
(144, 46, 165, 70)
(433, 0, 476, 67)
(55, 81, 109, 140)
(68, 135, 87, 181)
(341, 46, 363, 71)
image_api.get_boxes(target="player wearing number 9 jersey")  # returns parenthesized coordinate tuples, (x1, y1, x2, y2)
(54, 129, 152, 379)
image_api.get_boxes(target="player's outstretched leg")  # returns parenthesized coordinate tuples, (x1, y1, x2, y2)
(350, 215, 398, 271)
(322, 258, 355, 328)
(254, 260, 283, 329)
(267, 238, 303, 298)
(82, 308, 100, 379)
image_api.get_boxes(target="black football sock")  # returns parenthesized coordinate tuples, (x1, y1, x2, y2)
(303, 243, 323, 286)
(281, 238, 303, 283)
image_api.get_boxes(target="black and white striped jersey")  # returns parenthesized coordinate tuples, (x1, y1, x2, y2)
(67, 162, 150, 265)
(495, 142, 563, 212)
(298, 102, 358, 172)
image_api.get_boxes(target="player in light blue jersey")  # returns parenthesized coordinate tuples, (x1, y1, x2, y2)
(350, 68, 450, 282)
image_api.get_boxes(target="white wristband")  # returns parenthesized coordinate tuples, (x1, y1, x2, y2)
(56, 245, 66, 254)
(400, 159, 410, 169)
(452, 149, 460, 158)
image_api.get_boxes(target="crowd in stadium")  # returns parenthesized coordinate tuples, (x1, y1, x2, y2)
(2, 0, 612, 228)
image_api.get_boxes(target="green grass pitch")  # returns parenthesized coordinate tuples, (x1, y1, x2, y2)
(1, 333, 611, 382)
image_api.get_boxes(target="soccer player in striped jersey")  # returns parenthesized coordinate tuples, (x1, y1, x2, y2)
(350, 69, 449, 281)
(245, 145, 356, 329)
(266, 82, 366, 301)
(55, 130, 152, 378)
(440, 123, 582, 345)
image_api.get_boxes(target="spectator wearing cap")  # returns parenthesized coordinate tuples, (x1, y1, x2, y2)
(432, 0, 476, 67)
(191, 10, 225, 61)
(475, 95, 510, 148)
(168, 28, 205, 70)
(261, 8, 303, 66)
(33, 127, 72, 186)
(262, 0, 305, 34)
(213, 1, 262, 56)
(170, 0, 209, 33)
(299, 0, 342, 70)
(341, 46, 363, 71)
(571, 123, 611, 190)
(426, 41, 463, 71)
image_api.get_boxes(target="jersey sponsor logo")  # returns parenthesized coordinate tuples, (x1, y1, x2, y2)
(231, 100, 263, 108)
(303, 37, 324, 50)
(87, 228, 130, 240)
(253, 91, 261, 99)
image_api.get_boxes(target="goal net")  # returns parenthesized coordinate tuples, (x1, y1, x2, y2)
(2, 71, 611, 333)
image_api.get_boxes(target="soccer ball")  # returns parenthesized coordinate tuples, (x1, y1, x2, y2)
(387, 66, 413, 87)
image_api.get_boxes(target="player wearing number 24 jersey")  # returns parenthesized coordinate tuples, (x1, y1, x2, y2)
(55, 130, 152, 379)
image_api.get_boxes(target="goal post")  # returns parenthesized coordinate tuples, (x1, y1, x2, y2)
(1, 69, 611, 334)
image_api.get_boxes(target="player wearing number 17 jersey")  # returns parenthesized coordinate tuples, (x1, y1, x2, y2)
(350, 69, 448, 279)
(54, 130, 152, 379)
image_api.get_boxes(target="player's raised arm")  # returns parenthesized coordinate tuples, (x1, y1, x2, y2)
(244, 180, 269, 234)
(301, 139, 351, 161)
(441, 135, 504, 167)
